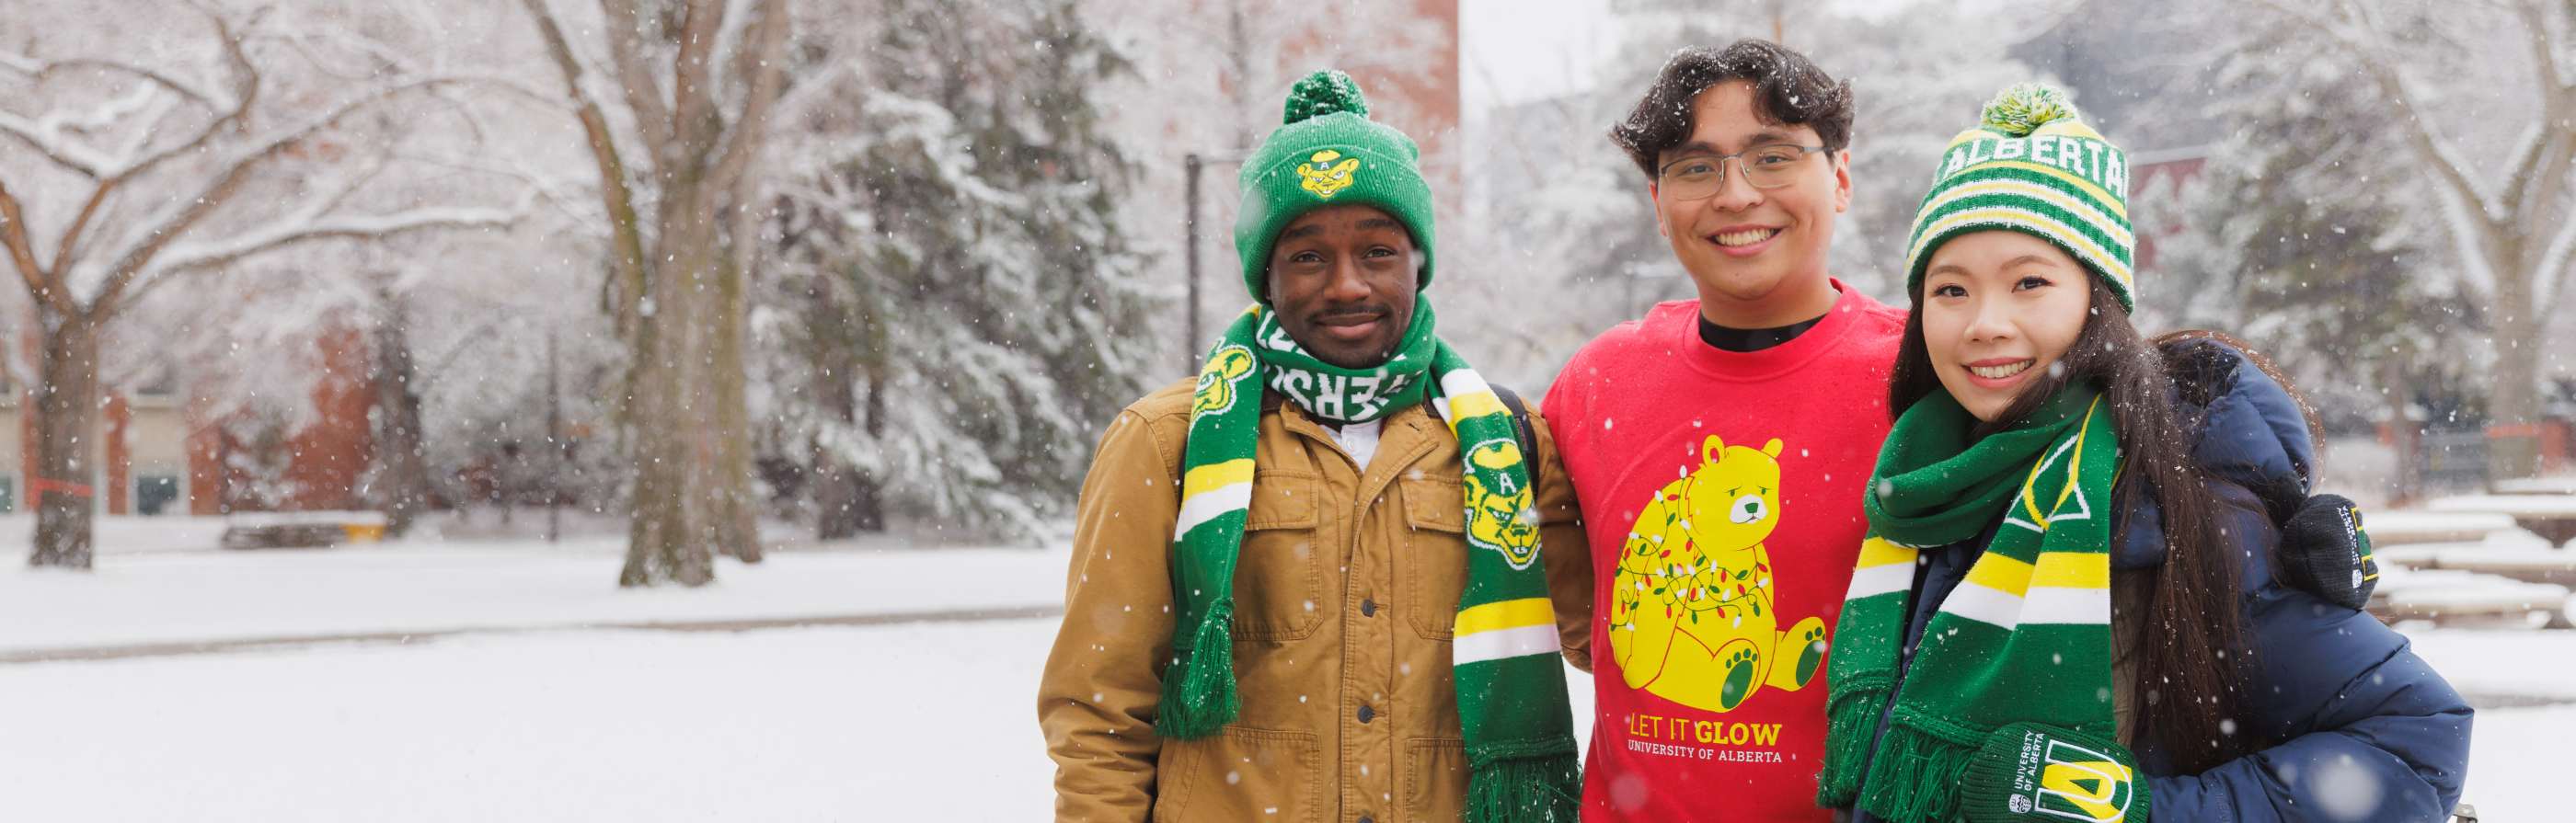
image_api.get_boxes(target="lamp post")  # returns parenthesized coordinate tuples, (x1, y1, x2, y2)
(1182, 151, 1247, 373)
(545, 328, 561, 543)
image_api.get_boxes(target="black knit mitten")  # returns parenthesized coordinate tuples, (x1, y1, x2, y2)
(2278, 493, 2377, 611)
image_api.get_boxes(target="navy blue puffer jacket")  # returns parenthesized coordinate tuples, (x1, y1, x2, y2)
(1851, 339, 2473, 822)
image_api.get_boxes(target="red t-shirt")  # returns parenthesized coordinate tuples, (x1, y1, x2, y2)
(1543, 282, 1905, 821)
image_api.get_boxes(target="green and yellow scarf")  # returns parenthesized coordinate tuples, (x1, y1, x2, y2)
(1161, 301, 1579, 822)
(1817, 387, 2123, 822)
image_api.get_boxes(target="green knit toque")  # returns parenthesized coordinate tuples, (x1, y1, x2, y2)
(1904, 83, 2136, 312)
(1234, 70, 1437, 302)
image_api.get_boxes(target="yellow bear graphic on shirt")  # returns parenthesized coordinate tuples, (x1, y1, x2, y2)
(1608, 435, 1829, 713)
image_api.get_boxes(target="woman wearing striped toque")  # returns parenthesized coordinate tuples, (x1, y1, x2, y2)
(1812, 84, 2472, 823)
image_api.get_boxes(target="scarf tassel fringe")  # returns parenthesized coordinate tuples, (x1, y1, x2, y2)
(1466, 752, 1581, 823)
(1854, 721, 1974, 823)
(1156, 598, 1239, 739)
(1814, 683, 1887, 807)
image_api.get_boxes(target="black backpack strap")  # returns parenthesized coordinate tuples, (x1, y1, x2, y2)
(1489, 383, 1544, 491)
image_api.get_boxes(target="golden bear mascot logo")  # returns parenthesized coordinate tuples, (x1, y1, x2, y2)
(1461, 439, 1539, 568)
(1297, 149, 1361, 200)
(1608, 435, 1829, 712)
(1192, 345, 1256, 416)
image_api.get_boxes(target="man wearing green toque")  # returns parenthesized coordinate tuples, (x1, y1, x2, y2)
(1038, 71, 1592, 822)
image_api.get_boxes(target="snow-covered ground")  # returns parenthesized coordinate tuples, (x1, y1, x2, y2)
(0, 518, 2564, 820)
(0, 623, 1064, 821)
(0, 617, 2559, 821)
(0, 529, 1068, 657)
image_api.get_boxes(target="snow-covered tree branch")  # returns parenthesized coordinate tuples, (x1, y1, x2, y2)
(0, 0, 535, 567)
(85, 74, 506, 309)
(2242, 0, 2576, 478)
(134, 200, 526, 301)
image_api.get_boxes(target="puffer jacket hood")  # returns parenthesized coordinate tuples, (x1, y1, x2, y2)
(2111, 337, 2317, 571)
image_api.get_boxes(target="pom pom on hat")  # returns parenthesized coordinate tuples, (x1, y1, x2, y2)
(1979, 83, 2080, 137)
(1283, 70, 1370, 124)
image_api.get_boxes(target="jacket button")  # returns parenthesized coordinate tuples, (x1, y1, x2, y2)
(1357, 704, 1374, 724)
(1360, 599, 1378, 616)
(1359, 817, 1374, 823)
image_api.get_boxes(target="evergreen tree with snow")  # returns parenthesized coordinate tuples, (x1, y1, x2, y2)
(765, 0, 1158, 541)
(2140, 17, 2485, 494)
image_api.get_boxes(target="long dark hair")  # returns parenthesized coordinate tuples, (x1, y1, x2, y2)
(1888, 275, 2255, 772)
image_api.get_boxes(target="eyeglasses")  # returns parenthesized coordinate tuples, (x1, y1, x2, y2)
(1656, 144, 1829, 200)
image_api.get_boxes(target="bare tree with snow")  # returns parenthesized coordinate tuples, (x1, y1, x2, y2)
(0, 0, 522, 567)
(514, 0, 789, 586)
(2248, 0, 2576, 478)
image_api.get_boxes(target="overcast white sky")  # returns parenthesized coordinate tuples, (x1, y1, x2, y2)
(1460, 0, 1968, 110)
(1459, 0, 1621, 110)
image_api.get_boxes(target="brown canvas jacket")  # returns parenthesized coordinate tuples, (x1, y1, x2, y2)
(1038, 378, 1593, 823)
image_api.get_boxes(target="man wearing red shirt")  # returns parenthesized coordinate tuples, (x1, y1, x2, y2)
(1544, 40, 1904, 821)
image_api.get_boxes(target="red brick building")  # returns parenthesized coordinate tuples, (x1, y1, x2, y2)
(2, 321, 377, 517)
(186, 325, 379, 514)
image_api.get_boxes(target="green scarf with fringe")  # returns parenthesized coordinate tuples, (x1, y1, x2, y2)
(1816, 387, 2125, 822)
(1160, 301, 1579, 822)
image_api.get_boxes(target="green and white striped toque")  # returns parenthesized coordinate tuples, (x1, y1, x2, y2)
(1904, 83, 2135, 313)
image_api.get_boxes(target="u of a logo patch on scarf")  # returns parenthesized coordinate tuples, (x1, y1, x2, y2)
(2008, 730, 2139, 822)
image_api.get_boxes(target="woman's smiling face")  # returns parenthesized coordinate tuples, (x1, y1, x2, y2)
(1918, 230, 2095, 423)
